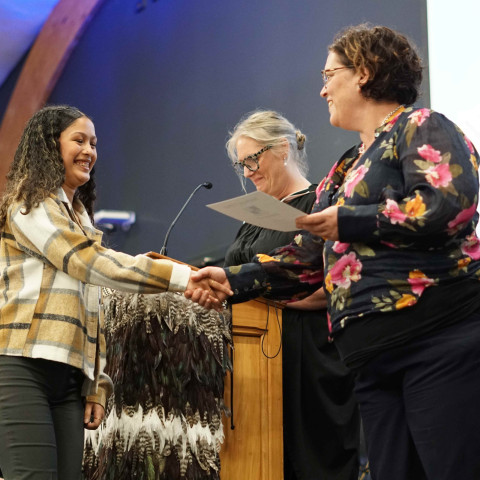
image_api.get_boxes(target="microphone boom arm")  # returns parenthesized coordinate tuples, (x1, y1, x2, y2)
(160, 182, 212, 256)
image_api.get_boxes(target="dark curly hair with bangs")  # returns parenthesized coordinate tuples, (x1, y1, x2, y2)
(0, 105, 97, 229)
(329, 24, 423, 105)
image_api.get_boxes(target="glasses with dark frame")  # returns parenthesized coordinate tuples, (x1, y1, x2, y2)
(233, 144, 273, 175)
(321, 66, 354, 85)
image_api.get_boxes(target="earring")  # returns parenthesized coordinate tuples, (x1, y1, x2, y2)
(284, 157, 288, 166)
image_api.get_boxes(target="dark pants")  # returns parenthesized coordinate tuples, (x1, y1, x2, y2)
(282, 309, 360, 480)
(354, 311, 480, 480)
(0, 356, 85, 480)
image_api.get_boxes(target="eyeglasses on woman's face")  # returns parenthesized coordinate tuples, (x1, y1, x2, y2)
(321, 66, 354, 85)
(233, 144, 273, 175)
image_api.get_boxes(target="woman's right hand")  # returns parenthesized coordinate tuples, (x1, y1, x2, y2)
(185, 267, 233, 310)
(296, 206, 339, 240)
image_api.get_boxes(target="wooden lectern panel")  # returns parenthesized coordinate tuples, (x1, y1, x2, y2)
(221, 299, 283, 480)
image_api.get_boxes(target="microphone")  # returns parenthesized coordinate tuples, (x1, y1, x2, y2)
(160, 182, 213, 256)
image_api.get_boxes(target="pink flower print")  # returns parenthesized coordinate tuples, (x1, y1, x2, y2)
(276, 244, 301, 260)
(380, 240, 400, 249)
(418, 144, 442, 163)
(327, 312, 332, 333)
(316, 177, 327, 197)
(324, 161, 341, 185)
(298, 270, 324, 285)
(461, 234, 480, 260)
(447, 203, 477, 234)
(465, 136, 475, 154)
(344, 164, 368, 197)
(408, 109, 431, 126)
(329, 252, 363, 289)
(383, 199, 407, 224)
(333, 241, 350, 254)
(383, 111, 403, 132)
(408, 269, 435, 296)
(424, 163, 452, 188)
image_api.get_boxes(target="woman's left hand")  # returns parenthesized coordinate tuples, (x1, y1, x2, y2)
(295, 206, 339, 240)
(286, 287, 328, 311)
(84, 401, 105, 430)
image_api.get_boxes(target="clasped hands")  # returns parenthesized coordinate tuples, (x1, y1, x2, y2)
(186, 267, 233, 310)
(185, 207, 339, 310)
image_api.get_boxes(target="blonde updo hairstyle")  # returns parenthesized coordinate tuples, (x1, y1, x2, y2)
(226, 110, 308, 177)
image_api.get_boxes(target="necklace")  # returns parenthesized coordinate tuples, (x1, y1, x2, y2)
(280, 185, 313, 203)
(374, 104, 405, 138)
(379, 104, 405, 128)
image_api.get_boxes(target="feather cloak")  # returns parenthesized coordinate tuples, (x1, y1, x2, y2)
(83, 290, 232, 480)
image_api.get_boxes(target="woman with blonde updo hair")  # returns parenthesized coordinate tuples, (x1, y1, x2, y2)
(226, 110, 308, 179)
(224, 109, 360, 480)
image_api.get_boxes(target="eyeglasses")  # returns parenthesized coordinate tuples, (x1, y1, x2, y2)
(321, 66, 353, 85)
(233, 145, 273, 175)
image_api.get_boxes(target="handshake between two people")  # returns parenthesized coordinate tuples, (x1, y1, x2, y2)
(185, 267, 232, 310)
(182, 205, 340, 311)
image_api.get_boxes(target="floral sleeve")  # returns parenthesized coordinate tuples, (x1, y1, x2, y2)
(338, 109, 480, 249)
(225, 231, 325, 303)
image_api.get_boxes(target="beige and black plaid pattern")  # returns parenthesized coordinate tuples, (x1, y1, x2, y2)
(0, 188, 190, 404)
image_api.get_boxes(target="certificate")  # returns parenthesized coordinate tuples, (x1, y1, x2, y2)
(207, 191, 305, 232)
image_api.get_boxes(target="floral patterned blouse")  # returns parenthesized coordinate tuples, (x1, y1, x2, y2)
(225, 107, 480, 338)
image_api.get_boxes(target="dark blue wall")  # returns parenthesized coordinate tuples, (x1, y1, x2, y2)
(0, 0, 429, 265)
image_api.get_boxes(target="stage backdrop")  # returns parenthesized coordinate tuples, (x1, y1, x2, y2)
(0, 0, 429, 266)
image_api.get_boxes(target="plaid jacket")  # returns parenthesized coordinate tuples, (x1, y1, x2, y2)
(0, 188, 190, 405)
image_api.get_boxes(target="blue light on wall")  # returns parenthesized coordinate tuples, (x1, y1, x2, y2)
(0, 0, 59, 87)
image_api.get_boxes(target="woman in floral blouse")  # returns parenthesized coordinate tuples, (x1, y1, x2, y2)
(188, 24, 480, 480)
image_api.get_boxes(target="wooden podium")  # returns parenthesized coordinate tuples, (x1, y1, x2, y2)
(220, 299, 284, 480)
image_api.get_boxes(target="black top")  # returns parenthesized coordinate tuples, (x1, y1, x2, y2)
(224, 185, 317, 267)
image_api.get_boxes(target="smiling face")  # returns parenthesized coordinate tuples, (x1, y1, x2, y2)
(320, 51, 366, 131)
(236, 136, 289, 199)
(59, 116, 97, 202)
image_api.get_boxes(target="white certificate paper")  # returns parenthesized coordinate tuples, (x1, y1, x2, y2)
(207, 191, 306, 232)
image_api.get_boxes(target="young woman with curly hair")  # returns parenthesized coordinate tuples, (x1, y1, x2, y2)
(0, 105, 228, 479)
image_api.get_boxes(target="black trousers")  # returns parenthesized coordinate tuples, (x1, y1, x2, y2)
(0, 356, 85, 480)
(354, 311, 480, 480)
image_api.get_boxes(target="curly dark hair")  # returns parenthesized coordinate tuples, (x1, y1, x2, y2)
(0, 105, 97, 229)
(329, 24, 423, 105)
